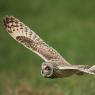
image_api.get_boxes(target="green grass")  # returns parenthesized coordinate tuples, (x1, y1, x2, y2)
(0, 0, 95, 95)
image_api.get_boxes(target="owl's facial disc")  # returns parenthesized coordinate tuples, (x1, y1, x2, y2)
(41, 62, 53, 78)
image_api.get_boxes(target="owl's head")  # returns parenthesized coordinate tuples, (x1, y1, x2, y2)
(41, 62, 54, 78)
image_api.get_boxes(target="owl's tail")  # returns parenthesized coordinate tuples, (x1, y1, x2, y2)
(76, 65, 95, 75)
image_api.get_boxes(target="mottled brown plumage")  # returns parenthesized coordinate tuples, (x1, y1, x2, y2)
(3, 16, 95, 78)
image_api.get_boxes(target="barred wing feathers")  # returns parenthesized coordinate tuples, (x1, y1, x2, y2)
(3, 16, 69, 64)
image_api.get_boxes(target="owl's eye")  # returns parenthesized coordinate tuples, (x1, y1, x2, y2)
(45, 66, 51, 71)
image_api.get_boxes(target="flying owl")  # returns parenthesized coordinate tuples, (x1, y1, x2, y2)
(3, 16, 95, 78)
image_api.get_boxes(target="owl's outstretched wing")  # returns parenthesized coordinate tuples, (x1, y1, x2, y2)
(41, 61, 95, 78)
(3, 16, 69, 64)
(58, 65, 95, 75)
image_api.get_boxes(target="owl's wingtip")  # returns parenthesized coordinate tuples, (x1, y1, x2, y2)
(3, 16, 12, 25)
(3, 15, 16, 33)
(3, 15, 15, 23)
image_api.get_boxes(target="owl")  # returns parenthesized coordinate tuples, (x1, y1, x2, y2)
(3, 16, 95, 78)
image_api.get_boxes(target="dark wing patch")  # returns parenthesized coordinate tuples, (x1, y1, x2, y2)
(16, 36, 37, 51)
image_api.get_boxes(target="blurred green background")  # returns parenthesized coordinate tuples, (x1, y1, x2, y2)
(0, 0, 95, 95)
